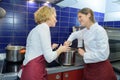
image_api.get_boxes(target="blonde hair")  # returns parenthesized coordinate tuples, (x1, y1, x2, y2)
(78, 8, 95, 23)
(34, 6, 56, 24)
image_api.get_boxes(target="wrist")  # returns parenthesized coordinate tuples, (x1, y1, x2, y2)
(56, 49, 62, 56)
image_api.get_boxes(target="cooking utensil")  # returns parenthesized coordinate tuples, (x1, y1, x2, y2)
(5, 45, 25, 62)
(0, 7, 6, 18)
(58, 48, 77, 66)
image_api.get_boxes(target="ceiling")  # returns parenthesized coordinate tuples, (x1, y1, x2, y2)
(32, 0, 64, 4)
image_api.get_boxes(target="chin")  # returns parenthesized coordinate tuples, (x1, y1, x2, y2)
(52, 24, 56, 27)
(81, 23, 85, 27)
(50, 25, 56, 27)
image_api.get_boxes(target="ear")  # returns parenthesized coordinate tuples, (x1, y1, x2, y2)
(87, 13, 91, 18)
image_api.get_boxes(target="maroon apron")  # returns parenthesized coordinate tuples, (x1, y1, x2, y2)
(83, 60, 117, 80)
(20, 55, 47, 80)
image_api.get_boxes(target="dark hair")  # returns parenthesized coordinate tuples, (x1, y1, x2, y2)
(78, 8, 95, 23)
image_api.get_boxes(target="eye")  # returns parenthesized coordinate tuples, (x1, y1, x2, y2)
(78, 16, 81, 18)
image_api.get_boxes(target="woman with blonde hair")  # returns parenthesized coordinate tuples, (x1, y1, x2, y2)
(18, 6, 69, 80)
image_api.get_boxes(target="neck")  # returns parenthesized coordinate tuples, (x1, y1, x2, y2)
(46, 20, 51, 27)
(86, 21, 94, 29)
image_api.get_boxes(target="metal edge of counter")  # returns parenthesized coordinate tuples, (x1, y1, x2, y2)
(47, 65, 84, 74)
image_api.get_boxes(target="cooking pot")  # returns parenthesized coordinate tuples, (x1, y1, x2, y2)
(0, 7, 6, 18)
(5, 45, 25, 62)
(58, 48, 77, 66)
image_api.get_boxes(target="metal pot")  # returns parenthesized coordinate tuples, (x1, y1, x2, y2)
(58, 48, 77, 66)
(5, 45, 25, 62)
(0, 7, 6, 18)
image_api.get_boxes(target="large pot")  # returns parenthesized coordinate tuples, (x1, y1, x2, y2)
(5, 45, 25, 62)
(58, 48, 77, 66)
(0, 7, 6, 18)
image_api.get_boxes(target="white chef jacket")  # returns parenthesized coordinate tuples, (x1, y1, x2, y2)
(23, 23, 58, 65)
(18, 23, 58, 77)
(67, 23, 109, 63)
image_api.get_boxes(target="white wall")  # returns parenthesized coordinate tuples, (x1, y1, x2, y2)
(57, 0, 106, 13)
(105, 0, 120, 12)
(104, 0, 120, 21)
(57, 0, 120, 21)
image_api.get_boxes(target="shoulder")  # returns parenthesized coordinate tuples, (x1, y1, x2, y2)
(95, 23, 106, 33)
(95, 24, 108, 38)
(35, 23, 49, 32)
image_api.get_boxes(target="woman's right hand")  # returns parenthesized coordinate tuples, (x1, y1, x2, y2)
(64, 41, 72, 47)
(56, 44, 70, 56)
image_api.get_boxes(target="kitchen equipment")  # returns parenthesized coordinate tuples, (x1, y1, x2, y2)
(1, 59, 22, 80)
(58, 48, 77, 66)
(5, 45, 25, 62)
(105, 28, 120, 62)
(0, 7, 6, 18)
(2, 61, 22, 73)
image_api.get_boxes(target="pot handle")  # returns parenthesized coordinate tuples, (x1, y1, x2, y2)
(19, 48, 26, 54)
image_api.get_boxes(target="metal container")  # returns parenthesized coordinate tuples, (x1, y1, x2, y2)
(0, 7, 6, 18)
(58, 48, 77, 66)
(5, 46, 25, 62)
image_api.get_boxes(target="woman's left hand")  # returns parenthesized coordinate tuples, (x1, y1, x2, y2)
(78, 48, 85, 56)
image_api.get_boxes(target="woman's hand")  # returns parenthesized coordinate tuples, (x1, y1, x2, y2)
(52, 43, 59, 49)
(78, 48, 85, 56)
(64, 41, 72, 47)
(56, 44, 70, 56)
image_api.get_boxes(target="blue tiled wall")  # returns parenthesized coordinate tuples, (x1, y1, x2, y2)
(0, 0, 104, 53)
(99, 21, 120, 28)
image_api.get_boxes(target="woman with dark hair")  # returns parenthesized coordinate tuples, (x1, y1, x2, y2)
(64, 8, 117, 80)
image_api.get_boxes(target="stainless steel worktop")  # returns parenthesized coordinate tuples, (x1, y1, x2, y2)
(47, 65, 84, 74)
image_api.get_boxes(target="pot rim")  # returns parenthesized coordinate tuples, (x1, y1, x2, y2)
(5, 45, 25, 50)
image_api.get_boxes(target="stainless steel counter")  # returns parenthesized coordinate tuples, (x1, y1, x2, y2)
(47, 65, 84, 74)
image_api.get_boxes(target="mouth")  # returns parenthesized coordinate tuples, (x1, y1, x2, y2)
(80, 21, 83, 25)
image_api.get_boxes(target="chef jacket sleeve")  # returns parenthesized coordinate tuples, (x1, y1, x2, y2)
(39, 27, 58, 63)
(67, 31, 82, 42)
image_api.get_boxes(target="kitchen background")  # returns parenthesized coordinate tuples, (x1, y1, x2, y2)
(0, 0, 120, 53)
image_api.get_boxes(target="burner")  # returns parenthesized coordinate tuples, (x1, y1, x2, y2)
(2, 60, 22, 73)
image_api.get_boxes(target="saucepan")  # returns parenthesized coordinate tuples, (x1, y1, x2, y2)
(58, 48, 77, 66)
(5, 45, 26, 62)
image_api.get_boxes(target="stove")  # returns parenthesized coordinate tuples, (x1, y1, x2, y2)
(0, 59, 61, 80)
(0, 60, 22, 80)
(2, 60, 22, 74)
(1, 60, 60, 74)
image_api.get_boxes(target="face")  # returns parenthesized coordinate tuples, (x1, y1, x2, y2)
(49, 12, 57, 27)
(78, 13, 90, 27)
